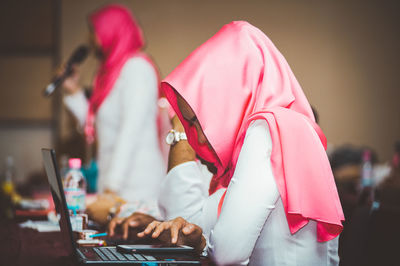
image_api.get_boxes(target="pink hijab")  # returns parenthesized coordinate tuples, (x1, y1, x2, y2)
(162, 21, 344, 242)
(85, 4, 155, 143)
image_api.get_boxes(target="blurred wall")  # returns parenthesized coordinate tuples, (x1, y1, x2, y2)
(60, 0, 400, 161)
(0, 127, 52, 183)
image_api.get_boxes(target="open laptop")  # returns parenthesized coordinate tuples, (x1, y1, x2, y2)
(42, 148, 201, 264)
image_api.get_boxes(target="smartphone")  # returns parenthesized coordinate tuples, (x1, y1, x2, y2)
(116, 244, 195, 254)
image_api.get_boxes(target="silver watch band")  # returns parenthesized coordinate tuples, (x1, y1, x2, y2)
(166, 129, 187, 145)
(175, 131, 187, 142)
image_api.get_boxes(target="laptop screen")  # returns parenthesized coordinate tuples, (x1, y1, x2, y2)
(42, 149, 77, 255)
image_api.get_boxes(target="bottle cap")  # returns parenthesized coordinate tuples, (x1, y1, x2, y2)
(68, 158, 82, 169)
(362, 150, 371, 161)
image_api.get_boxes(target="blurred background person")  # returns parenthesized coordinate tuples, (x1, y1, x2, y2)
(60, 4, 165, 224)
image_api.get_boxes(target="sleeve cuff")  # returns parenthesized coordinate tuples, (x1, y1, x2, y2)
(201, 233, 209, 257)
(63, 90, 88, 127)
(166, 161, 198, 177)
(63, 90, 86, 107)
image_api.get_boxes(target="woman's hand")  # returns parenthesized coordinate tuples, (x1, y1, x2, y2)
(56, 64, 82, 94)
(86, 193, 125, 226)
(108, 212, 156, 240)
(137, 217, 206, 254)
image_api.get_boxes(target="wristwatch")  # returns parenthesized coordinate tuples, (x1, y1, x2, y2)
(165, 129, 187, 145)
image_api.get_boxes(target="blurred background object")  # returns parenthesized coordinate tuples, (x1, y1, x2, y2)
(330, 142, 400, 266)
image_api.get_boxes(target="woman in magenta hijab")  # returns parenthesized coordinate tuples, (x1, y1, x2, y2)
(62, 4, 165, 222)
(138, 21, 344, 265)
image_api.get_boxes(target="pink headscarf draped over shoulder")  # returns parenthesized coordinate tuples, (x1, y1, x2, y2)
(161, 21, 344, 242)
(85, 4, 158, 143)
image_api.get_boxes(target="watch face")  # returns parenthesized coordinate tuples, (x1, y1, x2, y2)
(166, 132, 175, 145)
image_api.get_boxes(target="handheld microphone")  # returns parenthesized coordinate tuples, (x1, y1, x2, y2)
(44, 45, 89, 97)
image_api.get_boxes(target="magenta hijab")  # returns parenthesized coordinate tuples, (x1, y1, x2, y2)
(85, 4, 148, 143)
(162, 21, 344, 242)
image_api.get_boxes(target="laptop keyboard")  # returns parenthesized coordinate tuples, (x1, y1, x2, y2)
(94, 247, 157, 261)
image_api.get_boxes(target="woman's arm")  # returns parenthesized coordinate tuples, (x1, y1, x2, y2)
(145, 159, 224, 251)
(62, 65, 88, 127)
(159, 126, 224, 234)
(159, 159, 224, 224)
(167, 115, 197, 171)
(208, 119, 279, 265)
(63, 90, 88, 127)
(146, 120, 277, 262)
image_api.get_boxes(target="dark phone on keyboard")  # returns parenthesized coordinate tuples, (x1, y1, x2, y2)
(117, 244, 196, 254)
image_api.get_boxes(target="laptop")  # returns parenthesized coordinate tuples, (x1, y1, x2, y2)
(41, 148, 201, 264)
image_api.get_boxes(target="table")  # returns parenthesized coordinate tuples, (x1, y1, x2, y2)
(0, 221, 214, 266)
(0, 221, 72, 266)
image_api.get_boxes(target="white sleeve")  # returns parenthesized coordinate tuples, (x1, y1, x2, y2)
(208, 119, 280, 265)
(159, 161, 206, 220)
(102, 58, 158, 192)
(63, 90, 89, 127)
(158, 161, 225, 237)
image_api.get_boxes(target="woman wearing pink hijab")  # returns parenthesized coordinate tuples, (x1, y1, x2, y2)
(138, 21, 344, 265)
(62, 4, 165, 221)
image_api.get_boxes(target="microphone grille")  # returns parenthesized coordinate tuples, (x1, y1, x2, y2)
(68, 45, 89, 65)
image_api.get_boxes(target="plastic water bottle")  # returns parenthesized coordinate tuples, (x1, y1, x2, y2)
(1, 156, 18, 219)
(361, 150, 373, 188)
(2, 156, 16, 197)
(359, 149, 376, 208)
(64, 158, 86, 213)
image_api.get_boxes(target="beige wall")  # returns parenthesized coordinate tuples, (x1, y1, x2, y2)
(61, 0, 400, 161)
(0, 56, 53, 120)
(0, 0, 54, 120)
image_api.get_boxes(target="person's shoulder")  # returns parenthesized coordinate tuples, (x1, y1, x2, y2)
(118, 55, 158, 94)
(122, 55, 157, 76)
(245, 119, 272, 147)
(248, 119, 269, 134)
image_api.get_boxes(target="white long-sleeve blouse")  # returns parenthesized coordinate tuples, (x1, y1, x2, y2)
(159, 119, 339, 266)
(64, 56, 165, 205)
